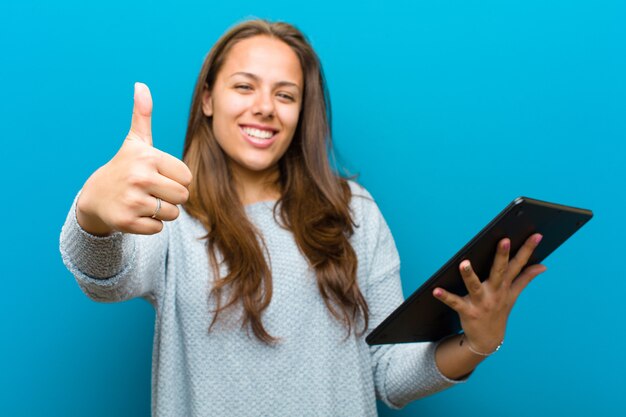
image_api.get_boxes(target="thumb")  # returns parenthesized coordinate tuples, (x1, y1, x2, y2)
(128, 82, 153, 145)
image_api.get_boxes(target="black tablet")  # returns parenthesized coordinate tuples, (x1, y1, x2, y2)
(365, 197, 593, 345)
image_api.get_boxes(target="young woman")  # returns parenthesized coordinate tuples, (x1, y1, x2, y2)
(60, 19, 546, 416)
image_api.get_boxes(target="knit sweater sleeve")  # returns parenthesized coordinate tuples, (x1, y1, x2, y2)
(349, 183, 466, 410)
(59, 192, 167, 306)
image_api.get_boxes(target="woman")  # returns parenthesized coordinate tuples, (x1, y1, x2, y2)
(60, 19, 546, 416)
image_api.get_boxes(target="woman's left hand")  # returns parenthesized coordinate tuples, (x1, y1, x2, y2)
(433, 233, 547, 354)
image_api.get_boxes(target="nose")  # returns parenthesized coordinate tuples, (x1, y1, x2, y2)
(252, 89, 275, 118)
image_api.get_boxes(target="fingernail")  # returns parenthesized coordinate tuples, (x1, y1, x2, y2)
(534, 234, 543, 245)
(502, 239, 510, 251)
(434, 288, 442, 297)
(462, 261, 471, 272)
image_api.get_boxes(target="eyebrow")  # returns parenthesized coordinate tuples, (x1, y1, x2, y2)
(229, 72, 301, 91)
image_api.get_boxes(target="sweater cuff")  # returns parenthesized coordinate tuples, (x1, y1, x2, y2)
(384, 341, 467, 409)
(60, 193, 134, 280)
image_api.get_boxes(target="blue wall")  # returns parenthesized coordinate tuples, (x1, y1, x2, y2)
(1, 0, 624, 415)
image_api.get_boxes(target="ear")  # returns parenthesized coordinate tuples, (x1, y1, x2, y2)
(201, 88, 213, 117)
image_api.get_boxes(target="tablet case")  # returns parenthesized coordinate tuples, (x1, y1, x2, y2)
(365, 197, 593, 345)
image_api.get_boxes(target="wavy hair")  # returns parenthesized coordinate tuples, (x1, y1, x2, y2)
(182, 19, 367, 344)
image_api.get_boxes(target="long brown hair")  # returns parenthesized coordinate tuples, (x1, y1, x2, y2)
(182, 19, 368, 344)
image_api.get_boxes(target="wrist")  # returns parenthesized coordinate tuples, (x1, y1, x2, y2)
(460, 334, 503, 357)
(76, 195, 114, 236)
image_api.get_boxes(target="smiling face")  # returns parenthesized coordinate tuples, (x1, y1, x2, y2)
(202, 35, 303, 189)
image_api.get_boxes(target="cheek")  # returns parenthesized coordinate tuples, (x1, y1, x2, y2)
(212, 96, 248, 137)
(213, 92, 249, 121)
(279, 106, 301, 132)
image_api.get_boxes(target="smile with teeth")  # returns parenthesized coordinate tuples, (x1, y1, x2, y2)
(242, 126, 275, 140)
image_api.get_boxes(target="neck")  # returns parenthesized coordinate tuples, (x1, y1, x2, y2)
(230, 163, 281, 206)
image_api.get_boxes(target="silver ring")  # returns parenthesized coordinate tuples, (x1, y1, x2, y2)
(151, 197, 162, 219)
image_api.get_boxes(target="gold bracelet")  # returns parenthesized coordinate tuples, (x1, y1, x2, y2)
(459, 334, 503, 357)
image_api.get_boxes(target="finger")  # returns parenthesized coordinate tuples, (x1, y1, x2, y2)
(459, 260, 483, 298)
(147, 173, 190, 206)
(506, 233, 543, 282)
(155, 149, 193, 187)
(128, 82, 153, 146)
(144, 196, 180, 222)
(510, 264, 547, 300)
(118, 217, 164, 235)
(433, 287, 468, 315)
(488, 238, 511, 288)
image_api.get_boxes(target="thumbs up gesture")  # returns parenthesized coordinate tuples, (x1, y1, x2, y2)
(76, 83, 193, 236)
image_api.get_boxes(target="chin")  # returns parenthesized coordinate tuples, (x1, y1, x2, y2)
(235, 157, 279, 174)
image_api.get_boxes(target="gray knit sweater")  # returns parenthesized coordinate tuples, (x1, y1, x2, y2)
(59, 182, 461, 417)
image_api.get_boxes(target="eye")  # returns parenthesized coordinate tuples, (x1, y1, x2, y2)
(234, 84, 253, 92)
(277, 92, 295, 102)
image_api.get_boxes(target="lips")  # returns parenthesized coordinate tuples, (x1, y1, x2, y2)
(239, 124, 279, 149)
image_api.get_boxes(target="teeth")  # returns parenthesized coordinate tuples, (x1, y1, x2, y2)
(242, 127, 274, 139)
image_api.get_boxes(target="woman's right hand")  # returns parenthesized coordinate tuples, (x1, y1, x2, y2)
(76, 83, 193, 236)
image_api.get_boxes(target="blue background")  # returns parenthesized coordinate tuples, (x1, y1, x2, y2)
(1, 0, 624, 415)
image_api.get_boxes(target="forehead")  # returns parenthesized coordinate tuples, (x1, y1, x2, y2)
(220, 35, 303, 86)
